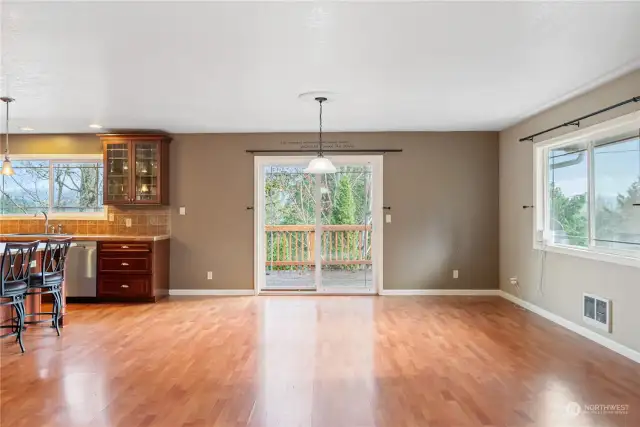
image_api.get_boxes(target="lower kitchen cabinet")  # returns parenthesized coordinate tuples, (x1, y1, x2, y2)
(97, 239, 169, 302)
(98, 276, 151, 298)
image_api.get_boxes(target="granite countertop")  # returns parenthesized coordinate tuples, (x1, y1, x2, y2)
(0, 234, 170, 243)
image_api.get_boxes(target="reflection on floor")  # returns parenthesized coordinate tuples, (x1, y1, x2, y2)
(1, 296, 639, 427)
(265, 268, 372, 289)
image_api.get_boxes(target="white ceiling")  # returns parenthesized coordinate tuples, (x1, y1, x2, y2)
(1, 1, 639, 134)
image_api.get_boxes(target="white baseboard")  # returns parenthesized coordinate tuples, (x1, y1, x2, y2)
(499, 290, 640, 364)
(169, 289, 255, 296)
(380, 289, 501, 296)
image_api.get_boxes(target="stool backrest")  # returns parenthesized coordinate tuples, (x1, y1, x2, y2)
(1, 241, 40, 296)
(41, 238, 72, 277)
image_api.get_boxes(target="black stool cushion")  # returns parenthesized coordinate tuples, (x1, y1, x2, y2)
(2, 281, 28, 296)
(29, 272, 63, 288)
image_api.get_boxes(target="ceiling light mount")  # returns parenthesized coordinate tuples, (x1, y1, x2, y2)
(297, 91, 336, 104)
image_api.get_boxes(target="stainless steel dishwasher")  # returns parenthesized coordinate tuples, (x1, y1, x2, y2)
(66, 242, 97, 298)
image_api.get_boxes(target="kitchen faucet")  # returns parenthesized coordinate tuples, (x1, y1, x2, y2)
(38, 211, 49, 234)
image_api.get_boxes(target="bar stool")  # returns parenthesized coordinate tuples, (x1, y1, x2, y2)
(0, 241, 40, 353)
(25, 238, 71, 336)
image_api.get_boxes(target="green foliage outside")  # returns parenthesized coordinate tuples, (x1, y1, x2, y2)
(330, 175, 360, 270)
(595, 180, 640, 245)
(551, 179, 639, 247)
(550, 185, 588, 246)
(331, 175, 356, 225)
(265, 166, 372, 271)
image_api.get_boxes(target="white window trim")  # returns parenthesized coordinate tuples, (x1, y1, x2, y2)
(533, 110, 640, 269)
(0, 154, 107, 220)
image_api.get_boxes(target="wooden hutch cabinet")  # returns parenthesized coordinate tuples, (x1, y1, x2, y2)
(100, 134, 171, 205)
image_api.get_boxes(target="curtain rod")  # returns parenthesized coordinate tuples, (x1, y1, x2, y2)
(246, 149, 403, 154)
(519, 96, 639, 143)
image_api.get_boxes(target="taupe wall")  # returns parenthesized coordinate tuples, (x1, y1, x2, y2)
(10, 134, 101, 154)
(170, 132, 499, 290)
(499, 69, 640, 353)
(7, 130, 499, 292)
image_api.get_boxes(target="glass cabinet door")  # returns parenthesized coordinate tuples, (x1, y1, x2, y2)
(104, 141, 131, 203)
(133, 141, 160, 203)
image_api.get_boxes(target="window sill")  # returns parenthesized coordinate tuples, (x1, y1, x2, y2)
(534, 243, 640, 269)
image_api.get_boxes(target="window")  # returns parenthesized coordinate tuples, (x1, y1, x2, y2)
(0, 156, 104, 218)
(548, 144, 589, 247)
(535, 112, 640, 264)
(594, 136, 640, 251)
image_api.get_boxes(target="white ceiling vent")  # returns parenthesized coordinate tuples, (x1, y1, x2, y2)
(583, 293, 612, 333)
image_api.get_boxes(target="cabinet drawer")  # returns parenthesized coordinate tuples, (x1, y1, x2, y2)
(100, 242, 151, 253)
(98, 275, 150, 297)
(99, 256, 150, 273)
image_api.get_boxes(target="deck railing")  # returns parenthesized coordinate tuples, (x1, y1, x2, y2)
(265, 224, 372, 269)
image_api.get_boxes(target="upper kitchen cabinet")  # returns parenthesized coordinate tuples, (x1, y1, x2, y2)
(100, 134, 171, 205)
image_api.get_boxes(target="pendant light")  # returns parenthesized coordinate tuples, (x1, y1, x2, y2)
(304, 96, 336, 174)
(0, 97, 15, 176)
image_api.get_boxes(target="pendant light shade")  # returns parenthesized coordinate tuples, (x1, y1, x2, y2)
(1, 157, 14, 176)
(1, 97, 15, 176)
(304, 156, 336, 174)
(305, 96, 336, 174)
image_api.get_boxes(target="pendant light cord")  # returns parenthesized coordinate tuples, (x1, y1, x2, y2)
(5, 100, 9, 156)
(1, 97, 11, 158)
(318, 97, 324, 157)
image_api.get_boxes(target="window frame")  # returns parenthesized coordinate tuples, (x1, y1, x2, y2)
(533, 110, 640, 269)
(0, 154, 107, 220)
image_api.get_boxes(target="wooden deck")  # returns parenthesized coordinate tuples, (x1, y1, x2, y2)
(265, 224, 372, 268)
(265, 268, 373, 289)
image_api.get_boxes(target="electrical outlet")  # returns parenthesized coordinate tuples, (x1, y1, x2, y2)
(207, 271, 213, 280)
(509, 276, 520, 292)
(179, 207, 186, 215)
(125, 218, 132, 228)
(453, 270, 459, 279)
(30, 260, 37, 268)
(108, 213, 115, 222)
(385, 214, 391, 223)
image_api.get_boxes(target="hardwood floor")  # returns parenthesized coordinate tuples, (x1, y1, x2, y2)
(1, 296, 639, 427)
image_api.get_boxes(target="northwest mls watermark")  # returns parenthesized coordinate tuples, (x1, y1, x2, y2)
(566, 402, 630, 417)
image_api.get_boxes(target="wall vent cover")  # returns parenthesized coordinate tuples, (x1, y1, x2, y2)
(583, 293, 611, 332)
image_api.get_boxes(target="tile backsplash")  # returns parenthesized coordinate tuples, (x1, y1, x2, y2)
(0, 206, 171, 236)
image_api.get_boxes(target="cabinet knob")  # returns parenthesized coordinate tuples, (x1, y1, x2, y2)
(121, 284, 129, 288)
(121, 245, 129, 249)
(121, 262, 129, 266)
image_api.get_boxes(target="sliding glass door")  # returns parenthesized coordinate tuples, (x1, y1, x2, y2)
(255, 156, 382, 294)
(319, 163, 373, 290)
(263, 163, 316, 290)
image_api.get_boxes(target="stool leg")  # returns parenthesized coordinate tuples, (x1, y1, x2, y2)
(12, 303, 20, 336)
(16, 298, 26, 353)
(51, 289, 57, 328)
(13, 300, 21, 342)
(52, 290, 61, 336)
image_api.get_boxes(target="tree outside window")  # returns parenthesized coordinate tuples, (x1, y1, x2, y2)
(0, 159, 104, 216)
